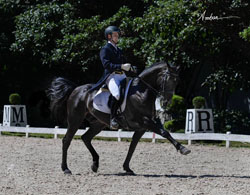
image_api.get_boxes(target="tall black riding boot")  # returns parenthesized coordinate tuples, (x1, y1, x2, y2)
(110, 97, 119, 129)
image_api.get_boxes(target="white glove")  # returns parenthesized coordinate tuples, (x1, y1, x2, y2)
(121, 63, 131, 71)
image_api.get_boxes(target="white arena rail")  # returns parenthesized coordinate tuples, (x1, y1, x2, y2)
(0, 125, 250, 148)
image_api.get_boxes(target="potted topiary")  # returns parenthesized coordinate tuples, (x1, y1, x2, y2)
(3, 93, 27, 127)
(163, 94, 186, 132)
(185, 96, 214, 134)
(9, 93, 22, 105)
(192, 96, 206, 109)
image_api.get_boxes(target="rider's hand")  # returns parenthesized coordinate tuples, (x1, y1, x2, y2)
(121, 63, 131, 71)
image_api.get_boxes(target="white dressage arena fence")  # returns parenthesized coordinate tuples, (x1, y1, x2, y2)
(0, 124, 250, 148)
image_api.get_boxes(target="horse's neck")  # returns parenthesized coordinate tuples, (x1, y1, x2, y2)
(127, 66, 165, 117)
(139, 66, 163, 90)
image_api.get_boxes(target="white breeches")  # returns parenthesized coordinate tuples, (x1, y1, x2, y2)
(106, 73, 126, 100)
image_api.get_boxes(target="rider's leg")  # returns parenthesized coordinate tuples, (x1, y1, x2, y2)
(107, 77, 121, 129)
(107, 73, 126, 100)
(107, 77, 120, 100)
(107, 74, 126, 129)
(110, 95, 119, 129)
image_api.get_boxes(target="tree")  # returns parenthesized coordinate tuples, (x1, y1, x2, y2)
(0, 0, 148, 126)
(1, 0, 250, 129)
(199, 0, 250, 109)
(124, 0, 250, 109)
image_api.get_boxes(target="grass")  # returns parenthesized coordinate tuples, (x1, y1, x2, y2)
(189, 140, 250, 148)
(1, 132, 26, 137)
(1, 131, 250, 148)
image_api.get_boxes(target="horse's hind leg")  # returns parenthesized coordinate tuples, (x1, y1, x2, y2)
(81, 121, 105, 173)
(62, 115, 84, 174)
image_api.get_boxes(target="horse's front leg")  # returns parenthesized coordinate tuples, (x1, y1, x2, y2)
(123, 130, 145, 175)
(145, 117, 191, 155)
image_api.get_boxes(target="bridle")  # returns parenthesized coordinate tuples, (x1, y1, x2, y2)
(136, 68, 179, 98)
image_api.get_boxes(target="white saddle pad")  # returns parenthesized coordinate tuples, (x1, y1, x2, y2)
(93, 80, 132, 114)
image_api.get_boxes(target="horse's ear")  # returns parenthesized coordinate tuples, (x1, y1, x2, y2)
(167, 61, 175, 69)
(167, 61, 178, 72)
(167, 61, 180, 74)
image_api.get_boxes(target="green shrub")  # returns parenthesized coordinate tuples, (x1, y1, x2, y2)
(164, 119, 185, 132)
(239, 26, 250, 42)
(166, 94, 185, 117)
(9, 93, 21, 105)
(213, 109, 250, 134)
(164, 95, 186, 132)
(192, 96, 206, 109)
(164, 120, 175, 131)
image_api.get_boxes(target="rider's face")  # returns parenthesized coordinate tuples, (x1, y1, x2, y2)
(109, 32, 119, 44)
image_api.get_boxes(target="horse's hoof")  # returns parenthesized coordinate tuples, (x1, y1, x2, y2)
(179, 146, 191, 155)
(125, 170, 135, 176)
(64, 169, 72, 175)
(124, 167, 135, 175)
(91, 163, 98, 173)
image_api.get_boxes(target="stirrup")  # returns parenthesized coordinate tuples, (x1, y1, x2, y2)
(110, 118, 119, 129)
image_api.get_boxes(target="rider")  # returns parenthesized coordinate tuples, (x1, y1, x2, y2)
(91, 26, 131, 129)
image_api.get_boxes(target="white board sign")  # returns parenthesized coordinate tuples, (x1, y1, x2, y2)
(3, 105, 27, 127)
(185, 109, 214, 133)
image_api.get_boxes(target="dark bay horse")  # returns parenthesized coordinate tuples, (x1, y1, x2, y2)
(47, 62, 191, 175)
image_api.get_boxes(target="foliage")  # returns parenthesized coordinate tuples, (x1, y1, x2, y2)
(9, 93, 21, 105)
(129, 0, 204, 66)
(197, 0, 250, 109)
(192, 96, 206, 109)
(8, 0, 250, 86)
(166, 94, 186, 117)
(126, 0, 250, 110)
(239, 26, 250, 42)
(164, 119, 185, 132)
(11, 2, 132, 72)
(51, 6, 131, 69)
(202, 68, 250, 109)
(11, 2, 75, 65)
(164, 94, 186, 132)
(213, 109, 250, 134)
(202, 68, 249, 93)
(1, 0, 250, 127)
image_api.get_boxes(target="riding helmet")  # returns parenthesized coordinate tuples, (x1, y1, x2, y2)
(104, 26, 120, 40)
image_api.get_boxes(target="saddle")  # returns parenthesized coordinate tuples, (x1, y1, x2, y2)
(93, 78, 132, 114)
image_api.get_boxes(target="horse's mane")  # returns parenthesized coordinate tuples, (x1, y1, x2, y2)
(139, 61, 167, 78)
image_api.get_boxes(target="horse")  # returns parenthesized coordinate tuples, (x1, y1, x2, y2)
(46, 61, 191, 175)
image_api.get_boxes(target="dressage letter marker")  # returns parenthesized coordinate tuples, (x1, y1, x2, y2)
(185, 109, 214, 133)
(2, 105, 27, 127)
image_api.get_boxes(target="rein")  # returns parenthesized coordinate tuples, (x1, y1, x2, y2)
(136, 76, 159, 96)
(136, 70, 178, 97)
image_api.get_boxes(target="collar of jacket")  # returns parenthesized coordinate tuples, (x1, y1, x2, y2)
(108, 41, 118, 50)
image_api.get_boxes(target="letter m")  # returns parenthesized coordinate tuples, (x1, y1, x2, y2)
(12, 106, 24, 123)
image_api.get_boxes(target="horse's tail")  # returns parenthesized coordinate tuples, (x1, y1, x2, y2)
(46, 77, 77, 123)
